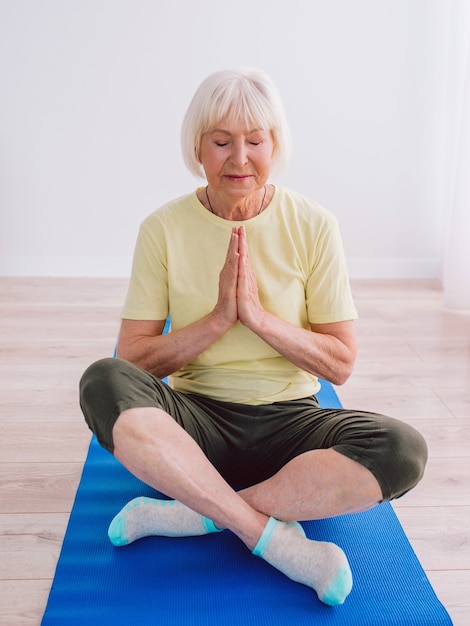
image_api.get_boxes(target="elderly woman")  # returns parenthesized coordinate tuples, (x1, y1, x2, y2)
(80, 68, 427, 607)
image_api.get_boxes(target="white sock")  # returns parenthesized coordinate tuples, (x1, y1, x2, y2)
(253, 517, 353, 606)
(108, 496, 222, 546)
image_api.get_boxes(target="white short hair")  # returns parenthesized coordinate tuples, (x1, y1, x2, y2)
(181, 68, 292, 179)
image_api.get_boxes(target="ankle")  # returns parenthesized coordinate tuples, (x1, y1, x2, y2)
(230, 510, 270, 551)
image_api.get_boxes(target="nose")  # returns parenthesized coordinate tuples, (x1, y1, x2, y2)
(230, 141, 249, 167)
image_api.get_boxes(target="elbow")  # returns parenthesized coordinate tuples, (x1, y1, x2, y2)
(115, 341, 143, 369)
(334, 346, 356, 385)
(327, 357, 355, 386)
(331, 368, 352, 386)
(115, 340, 130, 362)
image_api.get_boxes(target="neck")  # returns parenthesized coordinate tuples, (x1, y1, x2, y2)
(204, 186, 269, 221)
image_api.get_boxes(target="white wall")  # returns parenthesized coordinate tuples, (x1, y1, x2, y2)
(0, 0, 449, 278)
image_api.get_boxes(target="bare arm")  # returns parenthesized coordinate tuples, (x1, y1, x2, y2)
(116, 314, 228, 379)
(243, 315, 356, 385)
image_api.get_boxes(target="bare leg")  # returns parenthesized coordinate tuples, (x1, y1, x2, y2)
(112, 410, 382, 535)
(239, 449, 383, 522)
(112, 406, 268, 549)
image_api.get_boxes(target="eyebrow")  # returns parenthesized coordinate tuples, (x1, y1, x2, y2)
(209, 128, 264, 135)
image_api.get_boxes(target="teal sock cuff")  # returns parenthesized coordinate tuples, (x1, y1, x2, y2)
(202, 517, 223, 533)
(252, 517, 278, 557)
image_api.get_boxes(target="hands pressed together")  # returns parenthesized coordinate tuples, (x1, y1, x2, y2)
(214, 226, 266, 331)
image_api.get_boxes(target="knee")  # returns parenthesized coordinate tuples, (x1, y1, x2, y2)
(79, 357, 117, 409)
(79, 357, 124, 452)
(381, 418, 428, 500)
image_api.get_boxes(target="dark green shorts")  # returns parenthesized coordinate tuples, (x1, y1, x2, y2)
(79, 358, 427, 500)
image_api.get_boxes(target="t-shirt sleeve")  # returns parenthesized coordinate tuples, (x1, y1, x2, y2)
(305, 216, 358, 324)
(121, 219, 169, 320)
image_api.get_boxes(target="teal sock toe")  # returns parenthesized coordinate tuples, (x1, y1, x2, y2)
(108, 515, 128, 546)
(320, 563, 353, 606)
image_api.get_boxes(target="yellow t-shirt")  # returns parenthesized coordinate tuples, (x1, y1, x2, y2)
(122, 186, 357, 404)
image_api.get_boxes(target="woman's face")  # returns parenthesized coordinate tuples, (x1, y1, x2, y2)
(198, 117, 274, 200)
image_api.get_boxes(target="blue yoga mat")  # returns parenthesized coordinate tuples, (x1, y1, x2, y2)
(42, 381, 452, 625)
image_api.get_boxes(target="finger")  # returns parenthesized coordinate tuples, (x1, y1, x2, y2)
(229, 226, 241, 258)
(237, 225, 247, 254)
(238, 227, 255, 280)
(215, 230, 240, 326)
(237, 234, 257, 296)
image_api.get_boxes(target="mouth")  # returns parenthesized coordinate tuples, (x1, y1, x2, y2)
(225, 174, 252, 181)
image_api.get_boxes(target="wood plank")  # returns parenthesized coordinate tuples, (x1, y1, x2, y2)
(394, 506, 470, 570)
(0, 580, 52, 626)
(0, 423, 91, 463)
(433, 387, 470, 420)
(0, 514, 70, 580)
(426, 569, 470, 626)
(0, 463, 86, 513)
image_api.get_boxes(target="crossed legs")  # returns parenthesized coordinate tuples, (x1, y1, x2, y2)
(112, 406, 383, 546)
(108, 405, 382, 605)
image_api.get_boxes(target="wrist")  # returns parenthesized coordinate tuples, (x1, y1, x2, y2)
(241, 307, 268, 334)
(208, 307, 236, 335)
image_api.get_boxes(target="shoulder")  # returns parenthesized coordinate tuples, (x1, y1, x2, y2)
(141, 191, 199, 230)
(276, 187, 336, 220)
(274, 186, 339, 233)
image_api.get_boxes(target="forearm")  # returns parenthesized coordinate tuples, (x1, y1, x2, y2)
(116, 312, 231, 379)
(235, 227, 355, 384)
(248, 313, 356, 386)
(117, 229, 241, 378)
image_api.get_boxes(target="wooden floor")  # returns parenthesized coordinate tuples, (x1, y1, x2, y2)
(0, 277, 469, 625)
